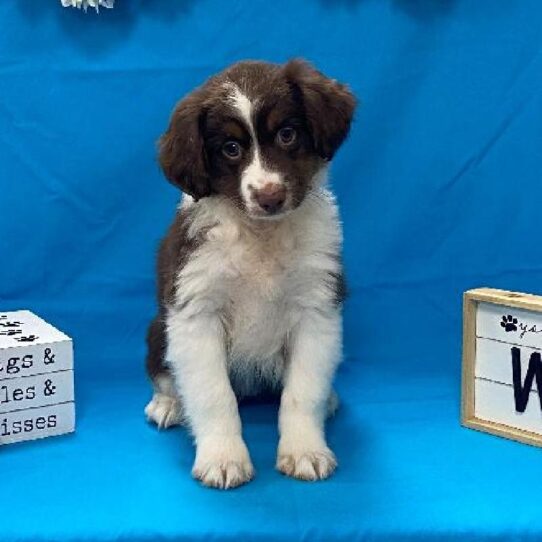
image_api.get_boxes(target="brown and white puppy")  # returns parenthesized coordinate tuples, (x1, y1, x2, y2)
(145, 59, 355, 489)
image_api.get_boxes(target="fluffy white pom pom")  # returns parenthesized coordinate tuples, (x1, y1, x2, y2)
(61, 0, 114, 12)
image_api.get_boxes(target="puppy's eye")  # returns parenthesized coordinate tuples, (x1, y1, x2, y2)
(277, 126, 297, 147)
(222, 141, 242, 160)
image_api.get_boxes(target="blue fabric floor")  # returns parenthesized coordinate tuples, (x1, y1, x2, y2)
(3, 0, 542, 539)
(4, 287, 542, 541)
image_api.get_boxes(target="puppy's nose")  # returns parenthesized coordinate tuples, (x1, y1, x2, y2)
(253, 183, 287, 214)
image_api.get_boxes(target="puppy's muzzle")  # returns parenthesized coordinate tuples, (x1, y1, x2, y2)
(253, 183, 287, 215)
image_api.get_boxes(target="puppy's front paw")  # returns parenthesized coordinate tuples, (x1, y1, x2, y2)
(277, 443, 337, 481)
(193, 436, 254, 489)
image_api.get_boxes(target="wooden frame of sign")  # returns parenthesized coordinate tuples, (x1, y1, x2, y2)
(462, 287, 542, 447)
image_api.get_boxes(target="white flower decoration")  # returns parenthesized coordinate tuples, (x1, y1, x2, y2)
(61, 0, 114, 12)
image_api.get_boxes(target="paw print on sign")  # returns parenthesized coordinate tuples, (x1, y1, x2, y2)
(501, 315, 518, 332)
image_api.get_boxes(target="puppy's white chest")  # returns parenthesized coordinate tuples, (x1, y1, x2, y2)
(217, 228, 296, 341)
(174, 192, 342, 396)
(232, 242, 289, 294)
(207, 218, 294, 286)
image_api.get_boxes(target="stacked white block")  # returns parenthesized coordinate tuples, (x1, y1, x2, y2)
(0, 311, 75, 445)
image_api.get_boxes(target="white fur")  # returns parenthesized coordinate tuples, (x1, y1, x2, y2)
(228, 86, 285, 214)
(228, 85, 254, 129)
(166, 179, 343, 488)
(145, 373, 183, 428)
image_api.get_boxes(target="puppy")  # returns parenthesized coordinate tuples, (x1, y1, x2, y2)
(145, 59, 355, 489)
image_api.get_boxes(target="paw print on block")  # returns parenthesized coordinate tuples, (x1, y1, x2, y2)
(14, 335, 38, 343)
(0, 321, 22, 328)
(501, 315, 518, 332)
(0, 329, 22, 336)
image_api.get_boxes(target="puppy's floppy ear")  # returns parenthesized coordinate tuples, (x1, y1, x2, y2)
(284, 59, 356, 161)
(158, 91, 211, 201)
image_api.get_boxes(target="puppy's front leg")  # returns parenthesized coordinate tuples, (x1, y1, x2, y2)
(167, 310, 254, 489)
(277, 309, 341, 481)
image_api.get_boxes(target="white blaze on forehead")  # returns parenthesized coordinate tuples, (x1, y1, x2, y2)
(226, 84, 283, 206)
(228, 85, 255, 134)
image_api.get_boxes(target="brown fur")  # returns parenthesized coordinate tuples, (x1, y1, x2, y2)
(158, 59, 355, 207)
(147, 59, 355, 384)
(146, 207, 206, 380)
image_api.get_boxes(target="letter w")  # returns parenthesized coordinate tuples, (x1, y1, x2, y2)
(511, 347, 542, 413)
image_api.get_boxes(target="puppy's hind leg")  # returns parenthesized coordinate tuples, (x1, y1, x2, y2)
(145, 316, 183, 429)
(145, 373, 184, 429)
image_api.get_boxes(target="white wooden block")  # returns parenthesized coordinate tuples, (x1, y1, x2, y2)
(0, 370, 74, 414)
(0, 310, 75, 446)
(0, 310, 73, 380)
(0, 341, 73, 380)
(0, 310, 70, 348)
(0, 402, 75, 445)
(462, 288, 542, 447)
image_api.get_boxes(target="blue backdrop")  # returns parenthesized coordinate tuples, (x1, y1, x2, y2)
(2, 1, 542, 540)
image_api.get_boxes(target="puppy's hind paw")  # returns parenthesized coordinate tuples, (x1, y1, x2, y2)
(145, 393, 182, 429)
(277, 448, 337, 481)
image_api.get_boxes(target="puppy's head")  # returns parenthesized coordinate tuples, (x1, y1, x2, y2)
(159, 59, 355, 220)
